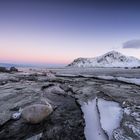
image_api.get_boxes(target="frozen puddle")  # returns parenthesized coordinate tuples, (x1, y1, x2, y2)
(81, 98, 107, 140)
(97, 99, 123, 140)
(81, 98, 123, 140)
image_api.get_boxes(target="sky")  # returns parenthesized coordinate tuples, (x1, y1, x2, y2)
(0, 0, 140, 66)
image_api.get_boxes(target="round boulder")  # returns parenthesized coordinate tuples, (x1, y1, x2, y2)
(21, 104, 53, 124)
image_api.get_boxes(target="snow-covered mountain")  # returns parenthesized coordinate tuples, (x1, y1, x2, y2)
(68, 51, 140, 68)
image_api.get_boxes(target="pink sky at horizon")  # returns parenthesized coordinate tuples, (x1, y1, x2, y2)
(0, 32, 140, 65)
(0, 44, 140, 65)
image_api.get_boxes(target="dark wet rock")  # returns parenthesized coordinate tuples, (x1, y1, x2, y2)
(0, 73, 85, 140)
(26, 133, 42, 140)
(113, 128, 133, 140)
(0, 66, 18, 73)
(0, 80, 7, 85)
(0, 93, 85, 140)
(0, 67, 9, 73)
(26, 75, 38, 81)
(10, 67, 18, 72)
(41, 93, 85, 140)
(41, 83, 55, 90)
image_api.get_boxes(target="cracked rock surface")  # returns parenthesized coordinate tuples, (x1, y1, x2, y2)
(0, 68, 140, 140)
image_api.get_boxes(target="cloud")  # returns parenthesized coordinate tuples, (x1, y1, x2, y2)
(123, 40, 140, 49)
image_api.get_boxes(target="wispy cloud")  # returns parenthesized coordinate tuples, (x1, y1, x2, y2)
(123, 40, 140, 49)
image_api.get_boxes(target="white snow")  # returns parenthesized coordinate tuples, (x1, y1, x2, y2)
(97, 99, 123, 140)
(81, 98, 107, 140)
(124, 107, 131, 115)
(68, 51, 140, 68)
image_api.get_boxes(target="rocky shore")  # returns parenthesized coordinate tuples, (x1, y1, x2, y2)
(0, 68, 140, 140)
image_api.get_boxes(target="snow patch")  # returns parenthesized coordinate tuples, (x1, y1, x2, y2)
(124, 107, 131, 115)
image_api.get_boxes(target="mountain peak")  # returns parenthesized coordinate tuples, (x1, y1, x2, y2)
(102, 50, 123, 57)
(68, 51, 140, 68)
(105, 50, 120, 54)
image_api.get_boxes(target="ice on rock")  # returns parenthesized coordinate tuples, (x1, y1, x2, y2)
(117, 77, 140, 86)
(12, 112, 21, 120)
(12, 108, 22, 120)
(124, 107, 131, 115)
(97, 99, 123, 140)
(113, 129, 133, 140)
(124, 121, 140, 137)
(96, 76, 140, 86)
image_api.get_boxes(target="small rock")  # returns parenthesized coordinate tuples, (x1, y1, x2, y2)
(0, 67, 9, 72)
(21, 104, 53, 124)
(10, 67, 18, 72)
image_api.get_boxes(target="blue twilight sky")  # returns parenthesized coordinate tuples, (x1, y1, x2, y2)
(0, 0, 140, 66)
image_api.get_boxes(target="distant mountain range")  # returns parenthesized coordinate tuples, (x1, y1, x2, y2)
(0, 63, 38, 68)
(0, 63, 65, 68)
(68, 51, 140, 68)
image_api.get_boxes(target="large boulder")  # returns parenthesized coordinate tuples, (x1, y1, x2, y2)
(21, 104, 53, 124)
